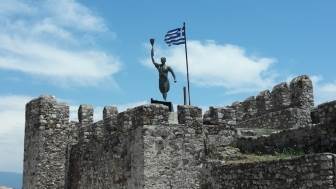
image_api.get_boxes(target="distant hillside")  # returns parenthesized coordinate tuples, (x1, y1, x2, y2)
(0, 172, 22, 189)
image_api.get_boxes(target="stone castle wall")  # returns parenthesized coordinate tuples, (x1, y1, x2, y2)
(311, 100, 336, 125)
(201, 153, 336, 189)
(23, 96, 72, 189)
(144, 105, 205, 189)
(203, 75, 314, 129)
(235, 100, 336, 154)
(23, 96, 207, 189)
(235, 120, 336, 155)
(23, 75, 336, 189)
(68, 104, 173, 189)
(68, 105, 206, 189)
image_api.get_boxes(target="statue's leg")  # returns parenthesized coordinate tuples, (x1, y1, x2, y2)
(162, 92, 167, 101)
(159, 78, 169, 101)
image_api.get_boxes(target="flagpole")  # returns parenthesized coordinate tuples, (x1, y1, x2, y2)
(183, 22, 191, 105)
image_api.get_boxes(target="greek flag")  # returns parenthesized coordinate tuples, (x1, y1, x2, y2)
(164, 26, 186, 46)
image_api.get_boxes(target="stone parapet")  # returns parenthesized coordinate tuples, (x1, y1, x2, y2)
(311, 100, 336, 125)
(201, 153, 336, 189)
(178, 105, 203, 134)
(256, 90, 272, 115)
(235, 117, 336, 154)
(203, 107, 236, 127)
(236, 107, 311, 129)
(103, 106, 118, 119)
(132, 104, 169, 125)
(177, 105, 202, 125)
(203, 75, 314, 129)
(271, 82, 291, 110)
(114, 104, 169, 131)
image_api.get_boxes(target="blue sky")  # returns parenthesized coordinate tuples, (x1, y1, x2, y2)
(0, 0, 336, 173)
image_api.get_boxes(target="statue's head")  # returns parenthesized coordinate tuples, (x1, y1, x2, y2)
(161, 57, 166, 64)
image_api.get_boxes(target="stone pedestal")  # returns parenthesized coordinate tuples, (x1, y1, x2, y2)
(150, 98, 173, 112)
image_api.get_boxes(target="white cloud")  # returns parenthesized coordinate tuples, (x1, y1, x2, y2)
(42, 0, 107, 32)
(0, 0, 120, 86)
(0, 0, 34, 15)
(311, 75, 336, 104)
(0, 95, 33, 173)
(144, 40, 276, 93)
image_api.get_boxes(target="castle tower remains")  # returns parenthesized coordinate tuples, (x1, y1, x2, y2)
(290, 75, 314, 110)
(23, 96, 70, 189)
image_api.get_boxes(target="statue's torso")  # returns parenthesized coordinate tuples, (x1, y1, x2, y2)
(158, 64, 169, 79)
(157, 64, 170, 93)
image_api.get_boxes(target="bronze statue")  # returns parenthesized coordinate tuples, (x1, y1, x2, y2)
(150, 38, 176, 101)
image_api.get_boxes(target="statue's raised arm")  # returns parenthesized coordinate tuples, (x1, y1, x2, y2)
(150, 38, 160, 69)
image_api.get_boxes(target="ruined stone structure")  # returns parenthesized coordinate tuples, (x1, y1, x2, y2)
(23, 98, 206, 189)
(202, 153, 336, 189)
(203, 75, 314, 130)
(22, 75, 336, 189)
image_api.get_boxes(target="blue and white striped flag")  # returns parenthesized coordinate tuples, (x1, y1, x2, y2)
(164, 26, 186, 46)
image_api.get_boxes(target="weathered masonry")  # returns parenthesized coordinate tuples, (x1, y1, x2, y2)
(22, 75, 336, 189)
(203, 75, 313, 130)
(23, 97, 205, 189)
(202, 153, 336, 189)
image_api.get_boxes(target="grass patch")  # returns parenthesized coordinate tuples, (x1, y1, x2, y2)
(224, 148, 305, 165)
(274, 148, 305, 157)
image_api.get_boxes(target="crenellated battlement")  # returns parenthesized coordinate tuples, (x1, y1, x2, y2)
(67, 103, 204, 188)
(103, 106, 118, 119)
(23, 96, 206, 189)
(271, 82, 291, 110)
(203, 75, 314, 130)
(78, 104, 93, 125)
(24, 75, 336, 189)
